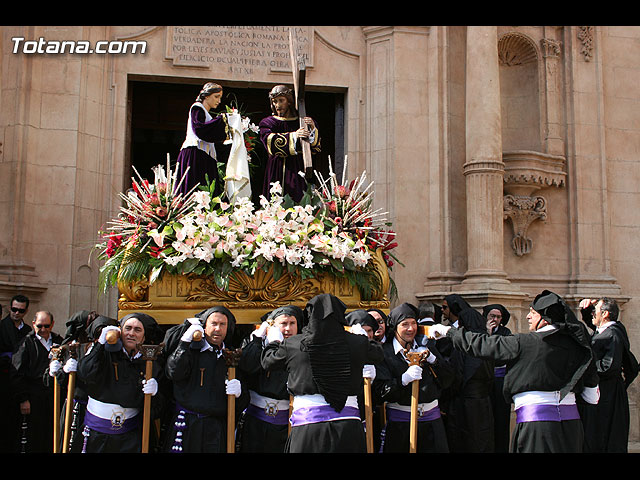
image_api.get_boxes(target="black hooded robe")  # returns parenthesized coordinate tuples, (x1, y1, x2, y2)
(163, 306, 249, 453)
(261, 294, 383, 453)
(49, 313, 118, 453)
(445, 291, 599, 453)
(77, 313, 165, 453)
(439, 295, 495, 453)
(483, 303, 513, 453)
(237, 305, 304, 453)
(373, 303, 455, 453)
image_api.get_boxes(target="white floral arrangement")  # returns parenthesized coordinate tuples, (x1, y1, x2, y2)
(96, 159, 399, 300)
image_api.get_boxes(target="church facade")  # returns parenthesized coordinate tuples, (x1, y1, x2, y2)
(1, 25, 639, 441)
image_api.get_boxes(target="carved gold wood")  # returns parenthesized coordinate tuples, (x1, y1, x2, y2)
(117, 248, 391, 324)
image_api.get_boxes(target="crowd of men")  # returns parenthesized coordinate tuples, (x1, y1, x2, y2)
(0, 289, 637, 454)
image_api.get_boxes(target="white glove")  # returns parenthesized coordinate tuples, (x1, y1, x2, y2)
(252, 321, 269, 339)
(427, 324, 451, 339)
(350, 323, 368, 336)
(49, 359, 62, 376)
(142, 378, 158, 396)
(181, 323, 204, 342)
(362, 364, 376, 381)
(99, 325, 120, 345)
(401, 365, 423, 386)
(63, 358, 78, 373)
(266, 325, 284, 344)
(225, 378, 241, 398)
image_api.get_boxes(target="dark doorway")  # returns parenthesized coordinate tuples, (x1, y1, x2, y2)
(128, 79, 344, 205)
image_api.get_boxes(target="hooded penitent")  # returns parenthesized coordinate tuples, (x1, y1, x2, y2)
(444, 294, 486, 333)
(345, 310, 379, 333)
(268, 305, 304, 331)
(62, 310, 98, 344)
(386, 303, 419, 343)
(85, 315, 118, 342)
(301, 294, 351, 412)
(530, 290, 594, 399)
(482, 304, 511, 327)
(197, 306, 237, 347)
(119, 312, 163, 345)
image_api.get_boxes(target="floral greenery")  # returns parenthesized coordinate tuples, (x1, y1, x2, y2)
(96, 160, 400, 301)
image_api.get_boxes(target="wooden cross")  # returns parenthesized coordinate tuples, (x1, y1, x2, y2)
(288, 29, 314, 180)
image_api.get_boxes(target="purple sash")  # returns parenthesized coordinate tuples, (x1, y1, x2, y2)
(83, 409, 140, 434)
(494, 366, 507, 378)
(515, 403, 580, 424)
(386, 405, 441, 423)
(246, 403, 290, 426)
(289, 405, 361, 427)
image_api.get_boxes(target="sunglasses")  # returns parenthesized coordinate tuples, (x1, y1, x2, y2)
(35, 324, 51, 329)
(11, 307, 27, 314)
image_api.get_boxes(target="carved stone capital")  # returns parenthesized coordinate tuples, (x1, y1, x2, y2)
(503, 194, 547, 256)
(540, 38, 562, 58)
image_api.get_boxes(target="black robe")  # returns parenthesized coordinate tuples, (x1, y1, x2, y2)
(483, 303, 513, 453)
(237, 334, 291, 453)
(11, 330, 63, 453)
(261, 331, 382, 453)
(440, 296, 495, 453)
(164, 340, 249, 453)
(373, 337, 455, 453)
(579, 321, 639, 452)
(77, 342, 165, 453)
(446, 325, 599, 453)
(0, 315, 30, 452)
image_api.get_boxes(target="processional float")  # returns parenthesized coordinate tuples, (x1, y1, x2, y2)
(90, 28, 400, 454)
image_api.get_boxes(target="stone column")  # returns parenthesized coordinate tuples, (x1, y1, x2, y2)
(462, 26, 510, 288)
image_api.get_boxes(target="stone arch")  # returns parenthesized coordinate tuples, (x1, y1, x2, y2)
(498, 32, 541, 152)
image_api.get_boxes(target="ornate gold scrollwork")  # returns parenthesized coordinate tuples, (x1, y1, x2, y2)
(186, 266, 323, 304)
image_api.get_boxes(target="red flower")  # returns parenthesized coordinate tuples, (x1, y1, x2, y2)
(105, 235, 123, 258)
(149, 246, 165, 258)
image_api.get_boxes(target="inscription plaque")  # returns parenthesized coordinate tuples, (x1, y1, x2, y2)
(165, 25, 313, 75)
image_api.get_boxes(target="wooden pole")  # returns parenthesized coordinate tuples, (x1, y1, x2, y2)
(50, 346, 63, 454)
(223, 347, 242, 453)
(343, 324, 375, 453)
(61, 371, 76, 453)
(141, 359, 153, 453)
(138, 343, 164, 454)
(227, 365, 236, 453)
(364, 377, 374, 453)
(405, 350, 429, 454)
(53, 374, 60, 453)
(409, 379, 420, 453)
(62, 343, 78, 453)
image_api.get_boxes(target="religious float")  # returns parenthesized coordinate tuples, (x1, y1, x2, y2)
(95, 158, 400, 325)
